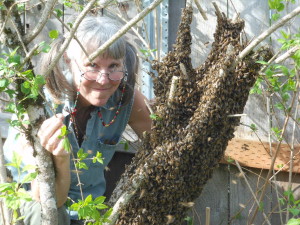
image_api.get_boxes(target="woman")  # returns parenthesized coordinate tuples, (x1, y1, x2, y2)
(4, 15, 152, 224)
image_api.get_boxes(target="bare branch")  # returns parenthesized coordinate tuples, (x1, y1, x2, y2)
(0, 0, 29, 38)
(88, 0, 164, 63)
(0, 129, 12, 224)
(23, 0, 58, 44)
(235, 160, 271, 225)
(274, 45, 300, 64)
(44, 0, 111, 76)
(9, 17, 28, 54)
(107, 9, 156, 59)
(238, 6, 300, 61)
(194, 0, 208, 20)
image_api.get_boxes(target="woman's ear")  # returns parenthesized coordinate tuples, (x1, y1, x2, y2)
(63, 52, 71, 64)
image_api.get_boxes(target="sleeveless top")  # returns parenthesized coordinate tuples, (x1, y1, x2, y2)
(4, 89, 134, 219)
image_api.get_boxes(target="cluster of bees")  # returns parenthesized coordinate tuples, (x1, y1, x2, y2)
(109, 5, 272, 225)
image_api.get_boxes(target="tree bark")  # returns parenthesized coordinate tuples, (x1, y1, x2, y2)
(0, 129, 11, 225)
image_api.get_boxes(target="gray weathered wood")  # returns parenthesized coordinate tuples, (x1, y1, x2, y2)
(190, 164, 229, 225)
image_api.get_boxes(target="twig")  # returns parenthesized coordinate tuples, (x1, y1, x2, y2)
(286, 70, 300, 223)
(37, 0, 91, 60)
(227, 113, 247, 117)
(274, 45, 300, 64)
(0, 0, 30, 37)
(193, 0, 208, 20)
(23, 0, 58, 44)
(235, 160, 271, 225)
(205, 207, 210, 225)
(212, 2, 222, 19)
(0, 129, 11, 225)
(104, 174, 145, 225)
(238, 6, 300, 61)
(88, 0, 164, 63)
(44, 0, 103, 76)
(168, 76, 179, 104)
(266, 94, 283, 224)
(106, 9, 156, 59)
(8, 18, 28, 55)
(144, 99, 154, 115)
(249, 90, 297, 224)
(20, 43, 39, 68)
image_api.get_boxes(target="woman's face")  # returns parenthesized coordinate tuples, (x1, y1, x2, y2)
(74, 55, 124, 107)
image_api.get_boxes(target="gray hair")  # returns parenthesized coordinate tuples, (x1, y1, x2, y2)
(66, 16, 127, 60)
(39, 15, 137, 105)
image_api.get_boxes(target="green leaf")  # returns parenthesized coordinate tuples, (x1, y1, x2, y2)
(250, 123, 258, 132)
(0, 78, 9, 88)
(150, 114, 162, 121)
(94, 196, 106, 204)
(271, 13, 280, 21)
(258, 202, 264, 211)
(39, 41, 51, 53)
(184, 216, 193, 225)
(92, 152, 103, 164)
(77, 148, 88, 160)
(274, 103, 285, 110)
(289, 208, 300, 217)
(287, 218, 300, 225)
(124, 141, 129, 151)
(8, 54, 21, 65)
(54, 8, 63, 18)
(76, 161, 88, 170)
(35, 75, 46, 85)
(256, 60, 269, 65)
(49, 30, 59, 39)
(59, 125, 68, 137)
(280, 30, 290, 40)
(84, 195, 93, 204)
(6, 151, 22, 169)
(277, 3, 285, 11)
(22, 164, 37, 172)
(21, 81, 31, 95)
(0, 183, 14, 192)
(62, 138, 71, 152)
(21, 172, 38, 183)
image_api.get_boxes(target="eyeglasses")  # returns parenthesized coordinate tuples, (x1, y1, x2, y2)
(74, 60, 127, 82)
(81, 70, 126, 81)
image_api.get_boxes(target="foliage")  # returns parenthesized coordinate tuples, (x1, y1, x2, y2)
(70, 195, 112, 225)
(0, 152, 37, 223)
(279, 189, 300, 222)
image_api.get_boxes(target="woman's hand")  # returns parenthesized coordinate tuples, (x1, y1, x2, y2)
(35, 113, 71, 207)
(37, 113, 69, 158)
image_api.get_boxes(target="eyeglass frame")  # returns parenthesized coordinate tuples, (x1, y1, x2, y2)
(74, 60, 128, 82)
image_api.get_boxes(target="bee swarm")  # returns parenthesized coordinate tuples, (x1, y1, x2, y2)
(109, 5, 272, 225)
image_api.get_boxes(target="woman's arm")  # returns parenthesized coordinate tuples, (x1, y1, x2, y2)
(128, 90, 152, 137)
(33, 114, 71, 207)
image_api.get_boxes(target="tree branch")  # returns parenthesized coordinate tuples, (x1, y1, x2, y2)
(44, 0, 114, 77)
(23, 0, 58, 44)
(87, 0, 164, 63)
(238, 6, 300, 61)
(274, 45, 300, 64)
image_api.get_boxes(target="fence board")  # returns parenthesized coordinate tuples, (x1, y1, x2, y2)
(191, 164, 229, 225)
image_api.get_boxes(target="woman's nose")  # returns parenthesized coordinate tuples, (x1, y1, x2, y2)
(96, 71, 110, 84)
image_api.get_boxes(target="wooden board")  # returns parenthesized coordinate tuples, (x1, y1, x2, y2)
(223, 138, 300, 173)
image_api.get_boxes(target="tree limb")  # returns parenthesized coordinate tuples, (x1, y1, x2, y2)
(23, 0, 58, 44)
(87, 0, 164, 63)
(238, 6, 300, 61)
(0, 129, 11, 225)
(274, 45, 300, 64)
(44, 0, 113, 77)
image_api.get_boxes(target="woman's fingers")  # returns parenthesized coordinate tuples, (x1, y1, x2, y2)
(38, 114, 65, 152)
